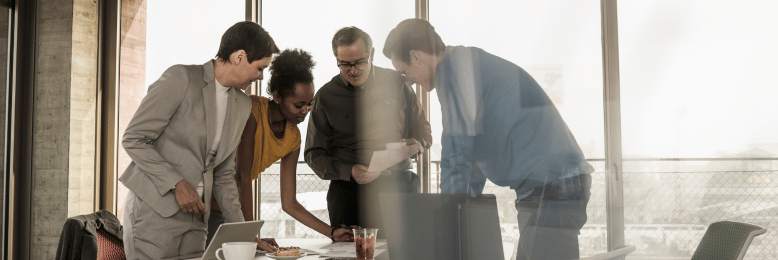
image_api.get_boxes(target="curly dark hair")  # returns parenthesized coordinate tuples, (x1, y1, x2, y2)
(266, 49, 315, 99)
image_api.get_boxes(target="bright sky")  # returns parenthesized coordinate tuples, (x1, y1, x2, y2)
(145, 0, 778, 159)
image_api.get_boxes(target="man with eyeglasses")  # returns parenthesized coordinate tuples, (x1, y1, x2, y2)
(304, 26, 432, 234)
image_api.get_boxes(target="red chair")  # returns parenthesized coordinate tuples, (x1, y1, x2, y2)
(96, 228, 126, 260)
(56, 210, 126, 260)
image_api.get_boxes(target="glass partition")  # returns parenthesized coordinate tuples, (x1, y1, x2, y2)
(428, 0, 605, 257)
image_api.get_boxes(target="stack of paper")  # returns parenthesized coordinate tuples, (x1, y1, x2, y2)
(319, 242, 386, 258)
(256, 248, 322, 256)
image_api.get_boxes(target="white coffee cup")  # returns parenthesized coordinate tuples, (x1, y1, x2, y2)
(215, 242, 256, 260)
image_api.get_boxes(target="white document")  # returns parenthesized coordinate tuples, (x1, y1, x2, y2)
(319, 241, 386, 250)
(320, 249, 386, 258)
(366, 143, 421, 173)
(320, 242, 355, 250)
(257, 248, 321, 255)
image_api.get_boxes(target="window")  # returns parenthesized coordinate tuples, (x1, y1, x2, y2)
(619, 1, 778, 258)
(258, 0, 415, 239)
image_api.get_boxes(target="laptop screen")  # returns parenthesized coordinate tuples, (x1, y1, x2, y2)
(160, 220, 264, 260)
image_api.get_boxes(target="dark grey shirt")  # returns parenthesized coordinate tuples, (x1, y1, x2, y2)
(304, 66, 432, 181)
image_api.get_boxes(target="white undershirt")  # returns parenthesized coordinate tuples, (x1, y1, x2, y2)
(197, 79, 231, 198)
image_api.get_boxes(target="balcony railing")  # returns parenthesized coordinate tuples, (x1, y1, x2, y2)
(258, 158, 778, 259)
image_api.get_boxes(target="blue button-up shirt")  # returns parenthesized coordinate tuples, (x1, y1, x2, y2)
(435, 46, 593, 195)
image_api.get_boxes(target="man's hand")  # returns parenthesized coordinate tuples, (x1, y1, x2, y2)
(255, 237, 279, 252)
(172, 180, 205, 217)
(401, 138, 418, 146)
(400, 138, 423, 155)
(332, 228, 355, 242)
(351, 164, 379, 184)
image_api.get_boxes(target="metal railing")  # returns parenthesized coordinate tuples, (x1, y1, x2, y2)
(258, 158, 778, 259)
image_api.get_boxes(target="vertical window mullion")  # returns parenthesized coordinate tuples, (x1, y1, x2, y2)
(601, 0, 626, 252)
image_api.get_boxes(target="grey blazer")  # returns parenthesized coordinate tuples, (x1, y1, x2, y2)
(120, 60, 250, 223)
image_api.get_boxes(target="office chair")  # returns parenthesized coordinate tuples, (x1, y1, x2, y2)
(690, 221, 766, 260)
(56, 210, 126, 260)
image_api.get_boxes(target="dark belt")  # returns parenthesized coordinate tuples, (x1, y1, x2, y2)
(519, 173, 592, 204)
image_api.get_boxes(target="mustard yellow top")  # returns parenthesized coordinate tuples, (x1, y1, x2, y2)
(250, 95, 301, 180)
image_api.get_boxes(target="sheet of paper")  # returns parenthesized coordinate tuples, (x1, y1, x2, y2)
(366, 144, 421, 173)
(318, 241, 386, 250)
(320, 250, 356, 258)
(256, 248, 321, 255)
(320, 249, 386, 258)
(319, 242, 355, 250)
(318, 241, 387, 258)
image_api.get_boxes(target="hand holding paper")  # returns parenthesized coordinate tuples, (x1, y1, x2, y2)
(352, 164, 380, 184)
(365, 142, 423, 174)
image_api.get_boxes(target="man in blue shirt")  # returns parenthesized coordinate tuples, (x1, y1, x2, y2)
(383, 19, 593, 260)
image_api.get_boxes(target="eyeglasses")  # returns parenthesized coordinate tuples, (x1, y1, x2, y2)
(337, 59, 369, 72)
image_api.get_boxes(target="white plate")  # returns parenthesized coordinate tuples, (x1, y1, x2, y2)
(265, 252, 307, 259)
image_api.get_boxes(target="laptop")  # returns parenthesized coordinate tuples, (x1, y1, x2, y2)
(379, 193, 504, 260)
(164, 220, 264, 260)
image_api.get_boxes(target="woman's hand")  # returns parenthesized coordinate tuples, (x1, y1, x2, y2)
(332, 228, 355, 242)
(255, 237, 279, 252)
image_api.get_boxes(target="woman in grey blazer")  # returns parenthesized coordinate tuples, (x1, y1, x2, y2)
(120, 21, 279, 260)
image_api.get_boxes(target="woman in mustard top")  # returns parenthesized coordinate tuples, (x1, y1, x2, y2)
(206, 49, 354, 251)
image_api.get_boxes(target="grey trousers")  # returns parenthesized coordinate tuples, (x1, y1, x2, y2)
(205, 209, 226, 247)
(515, 173, 592, 260)
(123, 192, 208, 260)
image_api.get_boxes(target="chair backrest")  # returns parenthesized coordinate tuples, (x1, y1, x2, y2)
(56, 210, 126, 260)
(691, 221, 767, 260)
(96, 228, 126, 260)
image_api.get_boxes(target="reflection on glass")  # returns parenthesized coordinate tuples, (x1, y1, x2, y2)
(429, 0, 604, 257)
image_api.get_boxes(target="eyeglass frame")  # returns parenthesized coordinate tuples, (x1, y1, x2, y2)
(337, 57, 370, 72)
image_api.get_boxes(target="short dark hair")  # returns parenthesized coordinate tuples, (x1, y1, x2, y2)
(216, 21, 280, 63)
(383, 19, 445, 64)
(266, 49, 315, 100)
(331, 26, 373, 57)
